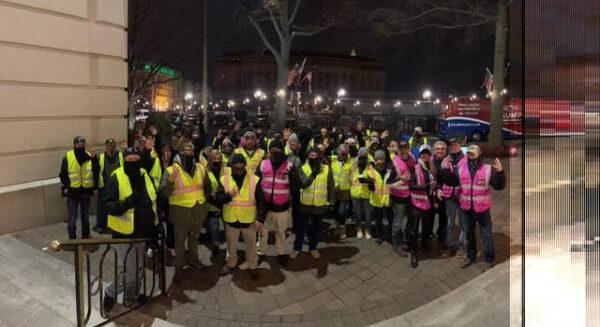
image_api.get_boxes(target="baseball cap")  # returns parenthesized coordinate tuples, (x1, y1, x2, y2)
(73, 135, 86, 146)
(105, 138, 116, 145)
(419, 144, 431, 154)
(467, 144, 481, 155)
(123, 147, 139, 158)
(398, 141, 409, 149)
(414, 127, 423, 134)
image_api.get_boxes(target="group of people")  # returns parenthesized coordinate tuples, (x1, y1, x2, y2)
(59, 120, 505, 312)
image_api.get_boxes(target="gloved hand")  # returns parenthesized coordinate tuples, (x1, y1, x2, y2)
(358, 177, 370, 184)
(368, 180, 375, 191)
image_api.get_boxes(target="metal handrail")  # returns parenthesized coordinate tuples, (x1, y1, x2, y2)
(50, 236, 167, 327)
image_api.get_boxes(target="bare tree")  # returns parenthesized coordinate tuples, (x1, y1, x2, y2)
(242, 0, 355, 131)
(369, 0, 508, 148)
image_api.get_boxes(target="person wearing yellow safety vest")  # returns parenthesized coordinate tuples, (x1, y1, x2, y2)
(330, 144, 353, 240)
(367, 137, 382, 164)
(408, 126, 428, 159)
(137, 136, 162, 190)
(215, 153, 265, 279)
(93, 138, 124, 235)
(368, 150, 392, 246)
(290, 147, 336, 260)
(102, 147, 158, 312)
(220, 138, 234, 167)
(350, 148, 372, 239)
(203, 149, 226, 258)
(407, 145, 437, 268)
(159, 142, 212, 272)
(234, 131, 265, 173)
(59, 136, 99, 239)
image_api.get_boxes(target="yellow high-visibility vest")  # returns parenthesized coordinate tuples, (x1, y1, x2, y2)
(330, 157, 353, 191)
(220, 170, 259, 224)
(99, 152, 124, 188)
(149, 157, 162, 190)
(66, 150, 93, 189)
(234, 147, 265, 173)
(350, 167, 371, 199)
(300, 164, 329, 207)
(166, 163, 206, 208)
(207, 167, 224, 213)
(408, 136, 428, 149)
(107, 168, 157, 235)
(368, 167, 390, 208)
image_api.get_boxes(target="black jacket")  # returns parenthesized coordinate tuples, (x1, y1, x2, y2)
(440, 160, 506, 192)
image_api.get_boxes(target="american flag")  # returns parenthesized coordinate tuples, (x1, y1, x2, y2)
(302, 71, 313, 93)
(287, 64, 300, 86)
(482, 68, 494, 93)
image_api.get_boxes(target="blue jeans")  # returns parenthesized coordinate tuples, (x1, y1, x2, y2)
(464, 210, 495, 263)
(68, 195, 91, 239)
(294, 213, 322, 251)
(105, 243, 143, 302)
(336, 200, 350, 226)
(351, 198, 371, 228)
(445, 200, 466, 249)
(391, 203, 409, 249)
(95, 188, 107, 229)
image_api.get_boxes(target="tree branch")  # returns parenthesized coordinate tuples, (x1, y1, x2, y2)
(248, 13, 281, 62)
(289, 0, 302, 25)
(266, 6, 285, 41)
(291, 22, 335, 38)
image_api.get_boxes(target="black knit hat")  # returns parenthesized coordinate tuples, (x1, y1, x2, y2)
(269, 139, 284, 151)
(229, 153, 246, 166)
(123, 147, 140, 158)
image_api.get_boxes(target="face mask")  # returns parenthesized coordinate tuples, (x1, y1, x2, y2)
(181, 155, 195, 172)
(124, 161, 140, 178)
(212, 161, 222, 169)
(357, 157, 368, 170)
(271, 152, 285, 167)
(74, 147, 86, 156)
(233, 166, 245, 176)
(450, 152, 461, 161)
(309, 158, 320, 167)
(349, 147, 358, 157)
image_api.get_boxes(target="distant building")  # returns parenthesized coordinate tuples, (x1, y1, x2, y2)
(133, 64, 182, 111)
(213, 50, 386, 98)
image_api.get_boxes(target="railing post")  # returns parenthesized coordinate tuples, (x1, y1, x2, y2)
(73, 245, 86, 327)
(159, 238, 166, 295)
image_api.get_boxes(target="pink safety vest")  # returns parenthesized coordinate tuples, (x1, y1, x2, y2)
(388, 156, 411, 199)
(411, 163, 433, 211)
(260, 159, 291, 206)
(442, 156, 467, 199)
(458, 162, 492, 213)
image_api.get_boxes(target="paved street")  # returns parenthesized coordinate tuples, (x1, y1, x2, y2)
(8, 156, 514, 326)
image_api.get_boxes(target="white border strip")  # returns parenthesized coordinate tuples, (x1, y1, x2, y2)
(0, 177, 60, 195)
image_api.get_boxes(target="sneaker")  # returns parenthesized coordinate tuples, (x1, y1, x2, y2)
(455, 248, 466, 260)
(93, 226, 107, 234)
(277, 255, 288, 267)
(410, 252, 418, 268)
(103, 293, 115, 313)
(339, 226, 347, 240)
(395, 247, 409, 257)
(356, 228, 364, 239)
(220, 265, 237, 276)
(257, 254, 266, 265)
(375, 239, 383, 246)
(310, 250, 321, 259)
(461, 257, 474, 268)
(289, 250, 299, 260)
(365, 231, 372, 240)
(484, 262, 494, 271)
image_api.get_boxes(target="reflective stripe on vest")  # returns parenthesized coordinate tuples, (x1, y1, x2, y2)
(66, 150, 93, 189)
(388, 156, 410, 199)
(107, 168, 157, 235)
(458, 162, 492, 213)
(300, 164, 329, 206)
(260, 159, 291, 206)
(167, 163, 206, 208)
(330, 157, 353, 190)
(442, 156, 466, 199)
(368, 167, 390, 208)
(99, 152, 124, 188)
(149, 157, 162, 190)
(411, 164, 432, 211)
(221, 171, 258, 223)
(408, 136, 428, 149)
(234, 148, 265, 173)
(350, 167, 371, 199)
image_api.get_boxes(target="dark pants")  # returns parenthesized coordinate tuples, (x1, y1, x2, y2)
(335, 200, 350, 226)
(95, 188, 107, 229)
(291, 202, 301, 234)
(294, 213, 322, 251)
(204, 211, 222, 246)
(435, 200, 448, 242)
(371, 206, 393, 242)
(465, 209, 495, 263)
(68, 195, 91, 239)
(407, 207, 434, 251)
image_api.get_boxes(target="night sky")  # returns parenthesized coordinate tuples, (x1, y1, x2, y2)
(136, 0, 497, 95)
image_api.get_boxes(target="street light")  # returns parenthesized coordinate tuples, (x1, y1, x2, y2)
(314, 95, 323, 104)
(334, 99, 341, 105)
(393, 101, 402, 108)
(354, 100, 361, 107)
(185, 92, 193, 101)
(414, 101, 421, 106)
(243, 98, 250, 104)
(276, 89, 286, 98)
(501, 88, 508, 95)
(434, 99, 440, 105)
(337, 88, 347, 98)
(227, 100, 236, 108)
(422, 89, 432, 100)
(254, 89, 264, 99)
(470, 94, 477, 100)
(374, 100, 381, 108)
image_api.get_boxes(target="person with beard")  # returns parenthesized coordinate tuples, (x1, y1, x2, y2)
(220, 138, 234, 167)
(94, 138, 124, 234)
(159, 143, 212, 273)
(440, 145, 505, 270)
(290, 147, 336, 260)
(59, 136, 99, 239)
(387, 140, 414, 256)
(330, 144, 353, 240)
(215, 154, 265, 278)
(234, 131, 265, 174)
(137, 136, 162, 190)
(408, 127, 428, 159)
(203, 149, 226, 258)
(408, 145, 437, 268)
(102, 147, 158, 312)
(256, 140, 294, 266)
(284, 132, 303, 239)
(345, 137, 359, 162)
(439, 138, 468, 257)
(368, 150, 392, 245)
(350, 148, 372, 239)
(431, 141, 449, 246)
